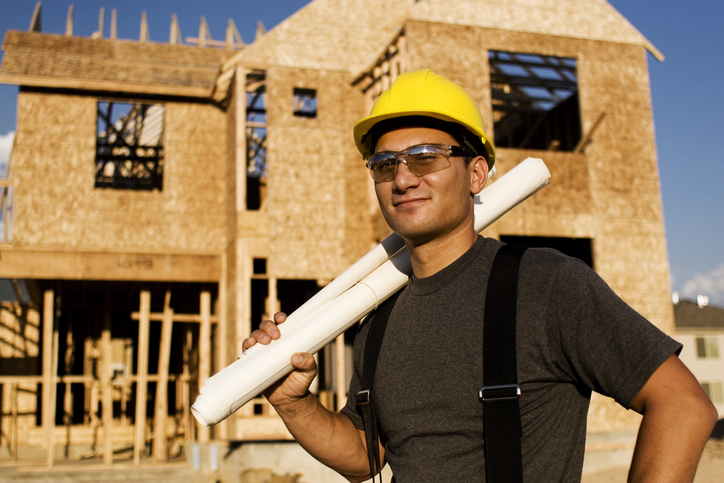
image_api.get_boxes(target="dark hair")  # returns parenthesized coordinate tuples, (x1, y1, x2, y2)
(364, 115, 488, 163)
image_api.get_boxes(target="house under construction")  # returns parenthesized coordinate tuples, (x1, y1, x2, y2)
(0, 0, 673, 477)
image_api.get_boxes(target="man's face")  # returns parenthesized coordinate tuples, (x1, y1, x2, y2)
(372, 127, 487, 247)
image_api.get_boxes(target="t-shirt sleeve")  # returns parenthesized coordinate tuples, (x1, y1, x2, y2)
(534, 252, 682, 409)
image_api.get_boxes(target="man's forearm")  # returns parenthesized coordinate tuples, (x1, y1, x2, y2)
(628, 356, 718, 482)
(273, 392, 372, 482)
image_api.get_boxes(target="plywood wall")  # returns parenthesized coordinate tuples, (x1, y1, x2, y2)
(11, 90, 229, 254)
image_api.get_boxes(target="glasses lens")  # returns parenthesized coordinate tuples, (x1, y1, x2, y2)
(367, 145, 453, 183)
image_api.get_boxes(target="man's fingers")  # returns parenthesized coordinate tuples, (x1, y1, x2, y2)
(291, 352, 316, 371)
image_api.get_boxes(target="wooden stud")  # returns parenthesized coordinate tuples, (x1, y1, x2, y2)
(92, 7, 105, 39)
(11, 383, 18, 463)
(255, 21, 266, 42)
(42, 290, 56, 466)
(198, 291, 212, 443)
(101, 309, 113, 464)
(140, 11, 149, 43)
(29, 2, 41, 32)
(133, 290, 151, 464)
(183, 328, 193, 443)
(335, 333, 346, 411)
(170, 14, 181, 45)
(64, 4, 73, 37)
(574, 112, 607, 154)
(153, 291, 174, 462)
(110, 8, 117, 40)
(226, 19, 243, 49)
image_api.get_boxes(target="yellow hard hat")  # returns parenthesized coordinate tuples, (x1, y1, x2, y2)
(353, 69, 495, 170)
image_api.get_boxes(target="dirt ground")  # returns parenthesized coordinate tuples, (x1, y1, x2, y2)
(582, 439, 724, 482)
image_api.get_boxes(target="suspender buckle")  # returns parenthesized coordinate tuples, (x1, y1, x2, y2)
(356, 389, 371, 406)
(478, 384, 521, 402)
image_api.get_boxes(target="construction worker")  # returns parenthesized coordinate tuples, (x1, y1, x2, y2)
(243, 69, 716, 482)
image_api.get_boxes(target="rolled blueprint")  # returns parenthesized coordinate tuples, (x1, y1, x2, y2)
(191, 157, 551, 426)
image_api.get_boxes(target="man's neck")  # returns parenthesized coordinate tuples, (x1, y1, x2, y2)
(406, 228, 479, 279)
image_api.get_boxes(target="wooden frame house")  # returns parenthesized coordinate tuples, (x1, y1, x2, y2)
(0, 0, 671, 471)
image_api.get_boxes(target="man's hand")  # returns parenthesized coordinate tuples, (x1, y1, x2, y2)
(242, 312, 318, 407)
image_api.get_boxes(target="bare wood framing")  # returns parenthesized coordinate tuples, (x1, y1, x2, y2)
(65, 5, 73, 37)
(42, 290, 56, 466)
(153, 291, 174, 462)
(29, 2, 41, 32)
(198, 291, 212, 443)
(133, 291, 151, 464)
(335, 333, 346, 411)
(101, 310, 113, 464)
(170, 14, 181, 45)
(140, 11, 149, 43)
(110, 8, 117, 40)
(574, 112, 607, 154)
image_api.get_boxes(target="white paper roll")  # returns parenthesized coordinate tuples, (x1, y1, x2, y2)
(192, 157, 550, 426)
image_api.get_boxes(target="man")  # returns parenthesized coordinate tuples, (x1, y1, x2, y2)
(243, 69, 716, 482)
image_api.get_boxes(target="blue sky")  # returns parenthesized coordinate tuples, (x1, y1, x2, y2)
(0, 0, 722, 306)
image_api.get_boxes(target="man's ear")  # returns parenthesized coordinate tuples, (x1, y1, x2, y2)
(469, 156, 488, 195)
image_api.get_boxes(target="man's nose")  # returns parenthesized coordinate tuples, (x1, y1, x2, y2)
(392, 160, 420, 188)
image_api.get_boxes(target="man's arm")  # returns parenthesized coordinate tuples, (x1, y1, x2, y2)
(243, 313, 380, 482)
(628, 354, 718, 482)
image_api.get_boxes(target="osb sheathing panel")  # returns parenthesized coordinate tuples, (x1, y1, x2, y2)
(405, 21, 671, 344)
(410, 0, 654, 51)
(263, 67, 372, 280)
(11, 91, 228, 254)
(0, 31, 232, 93)
(233, 0, 409, 74)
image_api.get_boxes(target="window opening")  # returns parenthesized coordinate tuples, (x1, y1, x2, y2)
(500, 235, 593, 269)
(489, 50, 581, 151)
(246, 71, 267, 210)
(252, 258, 267, 275)
(702, 382, 723, 404)
(293, 88, 318, 118)
(95, 101, 164, 191)
(696, 336, 720, 359)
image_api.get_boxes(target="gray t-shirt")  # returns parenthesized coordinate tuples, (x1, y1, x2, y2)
(341, 237, 681, 482)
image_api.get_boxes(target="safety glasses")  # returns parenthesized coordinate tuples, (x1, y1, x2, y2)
(365, 144, 472, 183)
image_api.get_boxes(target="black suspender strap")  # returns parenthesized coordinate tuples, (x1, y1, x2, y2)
(356, 290, 401, 483)
(480, 244, 527, 483)
(356, 244, 527, 482)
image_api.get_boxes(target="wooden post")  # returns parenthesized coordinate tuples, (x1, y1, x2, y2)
(100, 310, 113, 464)
(183, 328, 193, 443)
(198, 291, 211, 443)
(335, 333, 346, 411)
(11, 383, 18, 463)
(134, 291, 151, 464)
(42, 290, 57, 466)
(153, 292, 174, 462)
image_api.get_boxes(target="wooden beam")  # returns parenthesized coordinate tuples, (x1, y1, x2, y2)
(131, 311, 218, 324)
(101, 310, 113, 464)
(133, 291, 151, 464)
(0, 249, 222, 282)
(42, 290, 54, 466)
(153, 292, 174, 462)
(574, 112, 607, 154)
(29, 2, 41, 32)
(198, 291, 211, 443)
(65, 4, 73, 37)
(226, 19, 243, 49)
